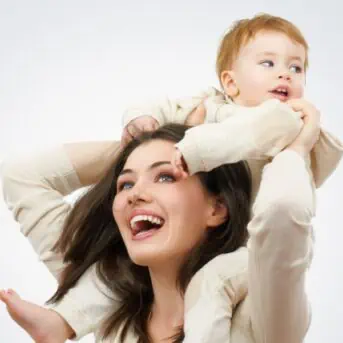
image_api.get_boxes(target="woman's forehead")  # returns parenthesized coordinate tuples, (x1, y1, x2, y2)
(124, 140, 175, 171)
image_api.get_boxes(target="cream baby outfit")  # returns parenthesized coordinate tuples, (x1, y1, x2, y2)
(123, 87, 343, 196)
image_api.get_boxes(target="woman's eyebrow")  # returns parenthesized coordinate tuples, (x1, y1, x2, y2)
(119, 161, 171, 176)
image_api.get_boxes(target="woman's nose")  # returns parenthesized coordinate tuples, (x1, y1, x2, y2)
(127, 185, 152, 206)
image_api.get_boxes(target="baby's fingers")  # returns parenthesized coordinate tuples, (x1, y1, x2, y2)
(127, 124, 141, 138)
(121, 127, 133, 148)
(172, 149, 189, 179)
(145, 120, 159, 132)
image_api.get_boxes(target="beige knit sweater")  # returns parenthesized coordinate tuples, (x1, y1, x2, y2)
(2, 147, 314, 343)
(2, 89, 342, 342)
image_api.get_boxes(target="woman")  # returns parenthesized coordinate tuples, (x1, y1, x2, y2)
(1, 117, 317, 342)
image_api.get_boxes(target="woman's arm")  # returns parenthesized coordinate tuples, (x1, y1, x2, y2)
(64, 141, 120, 186)
(1, 141, 121, 339)
(248, 149, 314, 343)
(248, 100, 321, 343)
(2, 141, 120, 274)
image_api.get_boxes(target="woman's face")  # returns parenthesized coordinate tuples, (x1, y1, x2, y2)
(113, 139, 220, 267)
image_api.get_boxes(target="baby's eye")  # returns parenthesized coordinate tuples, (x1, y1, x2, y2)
(260, 60, 274, 67)
(290, 65, 303, 73)
(157, 173, 175, 183)
(117, 181, 134, 192)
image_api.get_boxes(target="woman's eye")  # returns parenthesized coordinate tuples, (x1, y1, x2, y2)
(118, 181, 134, 191)
(290, 65, 302, 73)
(157, 173, 175, 183)
(260, 60, 274, 67)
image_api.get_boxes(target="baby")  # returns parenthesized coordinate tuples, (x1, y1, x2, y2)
(1, 12, 342, 343)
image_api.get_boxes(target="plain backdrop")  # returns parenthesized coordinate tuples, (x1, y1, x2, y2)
(0, 1, 342, 342)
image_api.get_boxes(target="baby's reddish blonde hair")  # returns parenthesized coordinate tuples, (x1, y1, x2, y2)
(216, 13, 309, 81)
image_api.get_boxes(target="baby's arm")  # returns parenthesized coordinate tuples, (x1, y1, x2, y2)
(122, 88, 215, 128)
(175, 99, 302, 174)
(1, 141, 121, 339)
(121, 88, 218, 145)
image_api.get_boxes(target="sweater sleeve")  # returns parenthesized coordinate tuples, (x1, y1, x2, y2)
(1, 147, 81, 278)
(121, 88, 217, 127)
(1, 147, 116, 339)
(247, 149, 314, 343)
(175, 99, 302, 174)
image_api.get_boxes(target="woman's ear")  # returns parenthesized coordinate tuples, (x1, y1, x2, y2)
(207, 196, 229, 228)
(221, 70, 239, 99)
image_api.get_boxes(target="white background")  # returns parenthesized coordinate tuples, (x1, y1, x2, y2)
(0, 1, 342, 342)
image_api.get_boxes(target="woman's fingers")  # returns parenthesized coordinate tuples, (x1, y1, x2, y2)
(286, 99, 321, 156)
(287, 99, 320, 120)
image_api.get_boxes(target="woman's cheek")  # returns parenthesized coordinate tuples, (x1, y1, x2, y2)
(112, 194, 126, 214)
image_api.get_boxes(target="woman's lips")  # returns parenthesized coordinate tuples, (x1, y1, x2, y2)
(132, 228, 161, 241)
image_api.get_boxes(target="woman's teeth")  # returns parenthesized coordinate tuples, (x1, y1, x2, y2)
(130, 215, 164, 235)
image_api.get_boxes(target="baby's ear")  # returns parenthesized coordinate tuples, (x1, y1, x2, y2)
(221, 70, 239, 98)
(207, 196, 229, 228)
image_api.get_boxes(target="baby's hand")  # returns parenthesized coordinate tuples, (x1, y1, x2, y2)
(172, 148, 189, 180)
(185, 102, 207, 126)
(121, 115, 159, 147)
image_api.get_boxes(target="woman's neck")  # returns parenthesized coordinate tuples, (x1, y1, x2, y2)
(148, 267, 184, 339)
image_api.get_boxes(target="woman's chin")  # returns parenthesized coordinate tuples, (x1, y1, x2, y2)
(128, 248, 166, 267)
(125, 230, 169, 265)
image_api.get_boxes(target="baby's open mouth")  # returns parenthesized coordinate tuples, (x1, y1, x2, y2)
(270, 86, 289, 98)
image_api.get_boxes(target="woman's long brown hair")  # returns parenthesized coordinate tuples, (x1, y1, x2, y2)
(48, 124, 252, 342)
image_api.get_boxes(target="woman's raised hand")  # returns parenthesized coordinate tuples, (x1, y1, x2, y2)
(286, 99, 321, 157)
(0, 289, 73, 343)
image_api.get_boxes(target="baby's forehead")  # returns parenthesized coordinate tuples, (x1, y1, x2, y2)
(237, 31, 306, 59)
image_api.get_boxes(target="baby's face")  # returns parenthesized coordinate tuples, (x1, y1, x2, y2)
(223, 30, 306, 107)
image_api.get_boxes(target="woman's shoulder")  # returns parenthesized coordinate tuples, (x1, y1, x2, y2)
(184, 247, 248, 319)
(202, 246, 248, 278)
(186, 247, 248, 296)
